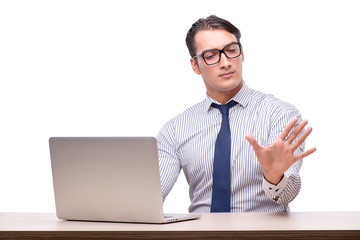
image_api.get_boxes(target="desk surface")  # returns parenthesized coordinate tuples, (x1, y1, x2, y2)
(1, 211, 360, 239)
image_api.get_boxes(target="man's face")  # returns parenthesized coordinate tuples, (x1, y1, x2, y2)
(190, 29, 244, 103)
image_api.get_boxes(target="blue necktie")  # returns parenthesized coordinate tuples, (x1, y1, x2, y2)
(210, 100, 238, 212)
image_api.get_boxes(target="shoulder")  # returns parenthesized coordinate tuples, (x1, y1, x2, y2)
(249, 88, 300, 115)
(168, 99, 207, 123)
(158, 99, 207, 135)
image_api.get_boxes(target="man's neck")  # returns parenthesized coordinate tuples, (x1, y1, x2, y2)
(208, 82, 243, 104)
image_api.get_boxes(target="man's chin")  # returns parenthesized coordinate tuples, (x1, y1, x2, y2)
(217, 80, 243, 92)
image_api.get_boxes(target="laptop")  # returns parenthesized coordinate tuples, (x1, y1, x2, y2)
(49, 137, 200, 224)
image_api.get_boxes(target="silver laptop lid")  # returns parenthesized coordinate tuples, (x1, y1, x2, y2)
(49, 137, 165, 223)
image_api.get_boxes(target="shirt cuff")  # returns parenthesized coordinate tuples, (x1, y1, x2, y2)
(263, 173, 289, 202)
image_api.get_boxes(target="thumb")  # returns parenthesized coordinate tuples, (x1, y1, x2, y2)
(245, 134, 261, 152)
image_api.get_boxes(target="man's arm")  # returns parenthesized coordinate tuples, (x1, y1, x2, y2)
(246, 115, 316, 204)
(156, 120, 182, 202)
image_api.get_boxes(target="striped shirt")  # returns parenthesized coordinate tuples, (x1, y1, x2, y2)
(157, 83, 303, 213)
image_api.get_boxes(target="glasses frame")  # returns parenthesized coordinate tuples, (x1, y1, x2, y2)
(193, 42, 242, 65)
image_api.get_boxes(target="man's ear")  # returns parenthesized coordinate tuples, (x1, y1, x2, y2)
(190, 58, 201, 75)
(241, 45, 244, 62)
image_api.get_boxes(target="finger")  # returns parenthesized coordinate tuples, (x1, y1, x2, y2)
(286, 119, 308, 143)
(291, 126, 313, 150)
(278, 118, 298, 141)
(245, 134, 261, 153)
(294, 147, 317, 161)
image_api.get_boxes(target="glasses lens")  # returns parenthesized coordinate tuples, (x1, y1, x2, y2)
(203, 50, 220, 65)
(224, 43, 241, 58)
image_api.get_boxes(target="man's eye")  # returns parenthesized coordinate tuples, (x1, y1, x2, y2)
(204, 51, 218, 60)
(205, 54, 215, 60)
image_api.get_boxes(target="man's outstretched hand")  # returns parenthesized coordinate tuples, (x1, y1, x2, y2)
(245, 118, 316, 184)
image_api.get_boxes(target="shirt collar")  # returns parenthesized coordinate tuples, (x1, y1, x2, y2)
(204, 82, 251, 111)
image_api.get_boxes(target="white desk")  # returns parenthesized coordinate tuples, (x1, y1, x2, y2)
(1, 211, 360, 239)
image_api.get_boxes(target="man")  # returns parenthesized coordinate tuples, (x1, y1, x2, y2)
(157, 15, 316, 213)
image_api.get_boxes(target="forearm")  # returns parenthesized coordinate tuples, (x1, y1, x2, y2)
(263, 160, 302, 204)
(262, 170, 284, 185)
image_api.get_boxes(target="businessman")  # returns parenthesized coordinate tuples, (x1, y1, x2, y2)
(157, 15, 316, 213)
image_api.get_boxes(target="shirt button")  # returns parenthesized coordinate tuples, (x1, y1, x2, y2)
(273, 195, 279, 201)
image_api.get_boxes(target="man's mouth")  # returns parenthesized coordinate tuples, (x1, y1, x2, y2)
(220, 71, 234, 78)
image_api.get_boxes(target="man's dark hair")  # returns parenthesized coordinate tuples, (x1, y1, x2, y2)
(185, 15, 241, 58)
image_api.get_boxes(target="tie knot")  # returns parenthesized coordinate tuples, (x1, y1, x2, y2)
(211, 100, 238, 116)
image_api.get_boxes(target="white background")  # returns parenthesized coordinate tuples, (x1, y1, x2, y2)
(1, 0, 359, 213)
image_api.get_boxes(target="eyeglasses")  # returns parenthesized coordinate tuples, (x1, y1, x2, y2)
(193, 42, 241, 65)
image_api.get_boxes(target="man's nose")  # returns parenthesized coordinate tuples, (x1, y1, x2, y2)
(218, 52, 231, 68)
